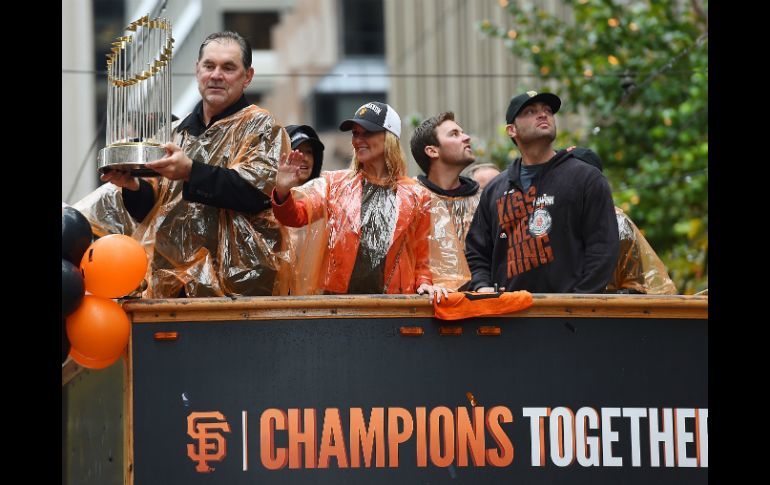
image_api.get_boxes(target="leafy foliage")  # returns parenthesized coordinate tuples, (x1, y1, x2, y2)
(478, 0, 708, 293)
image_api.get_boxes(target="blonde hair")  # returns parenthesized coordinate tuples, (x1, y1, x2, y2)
(350, 131, 407, 187)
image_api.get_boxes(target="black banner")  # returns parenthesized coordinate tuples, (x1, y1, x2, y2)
(132, 315, 707, 484)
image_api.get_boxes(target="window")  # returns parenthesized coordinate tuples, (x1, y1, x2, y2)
(223, 11, 280, 50)
(314, 92, 387, 131)
(341, 0, 384, 56)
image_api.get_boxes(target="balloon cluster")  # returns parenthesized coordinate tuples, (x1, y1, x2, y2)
(62, 205, 148, 369)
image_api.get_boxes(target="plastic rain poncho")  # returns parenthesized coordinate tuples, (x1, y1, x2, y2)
(607, 207, 677, 294)
(423, 190, 482, 290)
(272, 170, 433, 294)
(74, 105, 289, 298)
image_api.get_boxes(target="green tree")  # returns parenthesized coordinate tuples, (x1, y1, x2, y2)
(478, 0, 708, 294)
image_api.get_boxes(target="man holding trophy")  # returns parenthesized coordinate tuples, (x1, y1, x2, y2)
(76, 29, 289, 298)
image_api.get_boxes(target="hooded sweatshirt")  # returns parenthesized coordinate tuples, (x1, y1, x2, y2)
(464, 149, 618, 293)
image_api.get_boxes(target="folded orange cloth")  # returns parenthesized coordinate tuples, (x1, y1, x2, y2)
(433, 291, 533, 320)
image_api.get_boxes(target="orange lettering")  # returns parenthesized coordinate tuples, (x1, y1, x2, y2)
(496, 197, 508, 225)
(288, 408, 317, 469)
(349, 407, 385, 468)
(485, 406, 514, 467)
(429, 407, 454, 467)
(388, 407, 414, 467)
(260, 408, 288, 470)
(416, 407, 428, 467)
(521, 238, 536, 271)
(512, 191, 527, 219)
(318, 408, 349, 468)
(456, 406, 485, 467)
(524, 186, 537, 214)
(535, 235, 553, 264)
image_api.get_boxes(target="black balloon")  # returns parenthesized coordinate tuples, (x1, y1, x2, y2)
(62, 317, 71, 364)
(62, 258, 85, 317)
(62, 206, 93, 265)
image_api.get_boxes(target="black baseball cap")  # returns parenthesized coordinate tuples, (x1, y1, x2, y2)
(339, 101, 402, 138)
(286, 124, 325, 180)
(286, 124, 325, 152)
(505, 91, 561, 123)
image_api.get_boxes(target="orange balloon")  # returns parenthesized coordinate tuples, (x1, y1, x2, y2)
(80, 234, 148, 298)
(69, 347, 122, 370)
(66, 295, 130, 361)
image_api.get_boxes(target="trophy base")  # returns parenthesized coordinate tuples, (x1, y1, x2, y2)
(97, 143, 168, 177)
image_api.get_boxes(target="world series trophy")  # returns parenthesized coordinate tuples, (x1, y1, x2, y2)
(97, 15, 174, 176)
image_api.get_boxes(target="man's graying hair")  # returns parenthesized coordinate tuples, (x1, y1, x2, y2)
(198, 31, 252, 70)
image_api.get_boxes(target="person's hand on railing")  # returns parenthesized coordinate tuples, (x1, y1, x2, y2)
(417, 283, 453, 303)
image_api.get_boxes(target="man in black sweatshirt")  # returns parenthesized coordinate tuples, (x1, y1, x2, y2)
(464, 91, 618, 293)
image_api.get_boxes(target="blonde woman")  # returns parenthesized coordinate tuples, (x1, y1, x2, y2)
(272, 102, 447, 301)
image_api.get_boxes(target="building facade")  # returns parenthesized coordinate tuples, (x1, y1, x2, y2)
(63, 0, 574, 200)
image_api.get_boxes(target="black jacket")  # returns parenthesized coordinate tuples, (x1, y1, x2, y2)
(464, 149, 619, 293)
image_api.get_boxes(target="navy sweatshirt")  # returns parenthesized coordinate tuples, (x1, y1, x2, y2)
(464, 149, 619, 293)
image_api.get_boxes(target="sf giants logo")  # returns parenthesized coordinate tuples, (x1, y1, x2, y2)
(187, 412, 231, 473)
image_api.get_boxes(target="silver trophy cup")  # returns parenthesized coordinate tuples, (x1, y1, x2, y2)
(97, 16, 174, 176)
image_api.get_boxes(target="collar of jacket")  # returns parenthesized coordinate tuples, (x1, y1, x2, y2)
(417, 175, 479, 197)
(506, 148, 573, 185)
(177, 94, 250, 136)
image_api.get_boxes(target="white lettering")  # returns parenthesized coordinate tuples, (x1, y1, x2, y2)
(649, 408, 675, 467)
(697, 408, 708, 467)
(575, 407, 600, 467)
(622, 408, 647, 467)
(675, 409, 698, 467)
(601, 408, 622, 467)
(549, 407, 575, 467)
(363, 103, 382, 115)
(523, 407, 550, 466)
